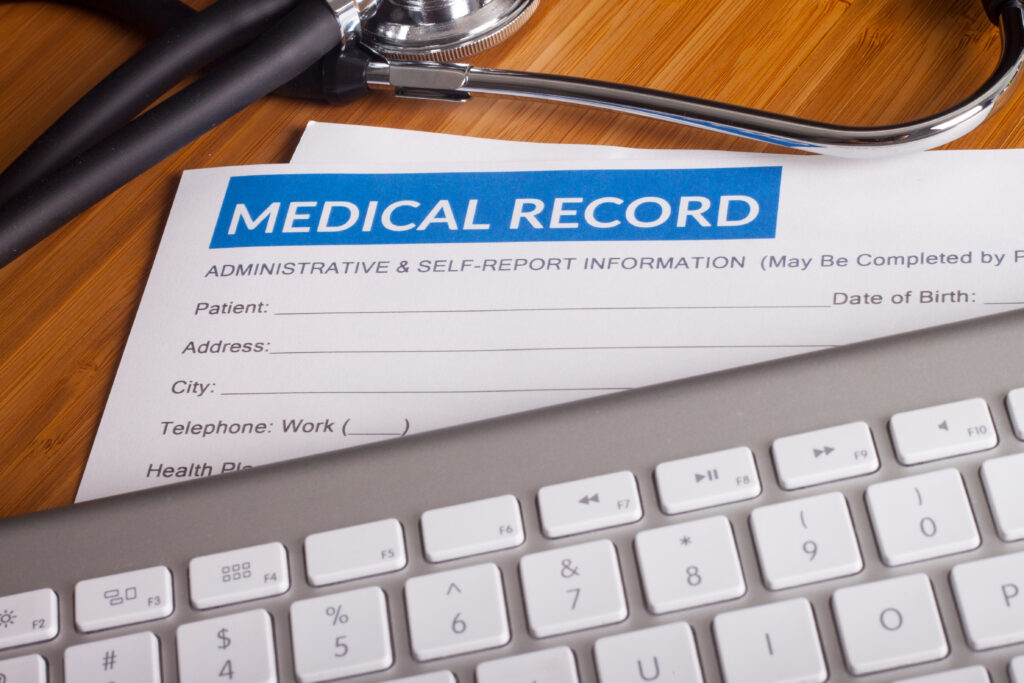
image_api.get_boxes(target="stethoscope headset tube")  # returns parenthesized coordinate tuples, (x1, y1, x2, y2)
(0, 0, 1022, 269)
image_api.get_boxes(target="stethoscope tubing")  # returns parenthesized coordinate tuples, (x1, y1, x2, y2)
(0, 0, 342, 269)
(1, 0, 1023, 269)
(0, 0, 302, 208)
(9, 0, 196, 37)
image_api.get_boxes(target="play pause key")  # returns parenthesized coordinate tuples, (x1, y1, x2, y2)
(655, 447, 762, 514)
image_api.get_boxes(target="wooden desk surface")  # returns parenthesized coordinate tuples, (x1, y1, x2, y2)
(1, 0, 1021, 520)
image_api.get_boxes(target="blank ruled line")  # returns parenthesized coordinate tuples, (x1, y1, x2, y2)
(345, 432, 404, 436)
(221, 387, 630, 396)
(984, 301, 1024, 305)
(270, 343, 834, 355)
(274, 303, 828, 316)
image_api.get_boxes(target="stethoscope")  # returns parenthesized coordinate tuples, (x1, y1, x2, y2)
(1, 0, 1022, 268)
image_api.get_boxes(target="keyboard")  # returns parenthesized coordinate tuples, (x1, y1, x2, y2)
(3, 309, 1024, 683)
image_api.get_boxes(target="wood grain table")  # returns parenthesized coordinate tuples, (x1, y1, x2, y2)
(1, 0, 1022, 520)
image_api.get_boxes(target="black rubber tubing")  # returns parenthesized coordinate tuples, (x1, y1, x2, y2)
(0, 0, 342, 268)
(0, 0, 300, 207)
(983, 0, 1024, 24)
(9, 0, 196, 36)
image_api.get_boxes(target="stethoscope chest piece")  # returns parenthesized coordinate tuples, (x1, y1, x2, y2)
(360, 0, 538, 60)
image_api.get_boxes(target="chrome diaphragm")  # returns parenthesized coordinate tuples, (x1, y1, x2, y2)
(359, 0, 538, 60)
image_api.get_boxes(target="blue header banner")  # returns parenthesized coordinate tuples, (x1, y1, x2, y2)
(209, 167, 781, 249)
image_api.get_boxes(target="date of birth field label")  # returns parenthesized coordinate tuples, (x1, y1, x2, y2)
(771, 421, 878, 489)
(537, 471, 641, 538)
(75, 565, 173, 632)
(0, 589, 58, 651)
(655, 447, 761, 514)
(189, 542, 289, 609)
(421, 495, 524, 562)
(889, 397, 997, 464)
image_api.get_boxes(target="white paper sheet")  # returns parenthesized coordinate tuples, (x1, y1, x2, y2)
(78, 133, 1024, 501)
(291, 121, 760, 164)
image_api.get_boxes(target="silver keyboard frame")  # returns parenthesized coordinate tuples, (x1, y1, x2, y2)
(2, 309, 1024, 682)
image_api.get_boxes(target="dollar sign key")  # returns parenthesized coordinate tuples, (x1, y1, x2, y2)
(217, 627, 231, 649)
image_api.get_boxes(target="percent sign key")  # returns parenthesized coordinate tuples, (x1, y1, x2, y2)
(327, 604, 349, 626)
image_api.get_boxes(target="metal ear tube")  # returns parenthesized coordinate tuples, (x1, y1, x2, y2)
(337, 0, 1024, 157)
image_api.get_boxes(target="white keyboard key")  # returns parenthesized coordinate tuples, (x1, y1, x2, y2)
(537, 471, 642, 538)
(749, 491, 862, 590)
(896, 666, 990, 683)
(0, 588, 58, 650)
(1012, 655, 1024, 683)
(75, 565, 173, 632)
(865, 468, 980, 566)
(519, 539, 627, 638)
(655, 446, 761, 514)
(713, 598, 826, 683)
(391, 673, 456, 683)
(0, 654, 47, 682)
(832, 573, 948, 675)
(635, 515, 745, 614)
(890, 397, 997, 464)
(65, 631, 161, 682)
(594, 622, 704, 682)
(772, 421, 879, 489)
(1009, 388, 1024, 441)
(981, 454, 1024, 541)
(476, 646, 578, 683)
(951, 550, 1024, 650)
(189, 542, 289, 609)
(422, 494, 524, 562)
(290, 587, 392, 682)
(405, 563, 510, 661)
(305, 518, 406, 586)
(177, 609, 276, 683)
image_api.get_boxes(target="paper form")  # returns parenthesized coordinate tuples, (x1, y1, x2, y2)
(78, 140, 1024, 501)
(291, 121, 756, 164)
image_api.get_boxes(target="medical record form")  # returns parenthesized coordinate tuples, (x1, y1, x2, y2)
(78, 144, 1024, 501)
